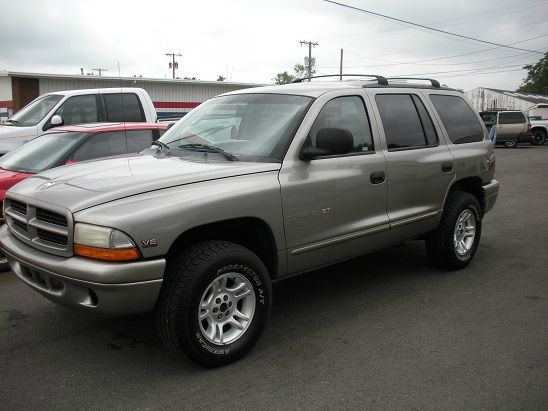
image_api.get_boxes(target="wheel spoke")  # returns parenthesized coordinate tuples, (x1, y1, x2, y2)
(227, 317, 244, 330)
(235, 288, 252, 300)
(199, 308, 209, 319)
(233, 309, 250, 321)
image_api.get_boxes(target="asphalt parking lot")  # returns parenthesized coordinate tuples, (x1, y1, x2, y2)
(1, 145, 547, 410)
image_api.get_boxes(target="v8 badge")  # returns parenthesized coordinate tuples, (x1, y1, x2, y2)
(141, 238, 158, 248)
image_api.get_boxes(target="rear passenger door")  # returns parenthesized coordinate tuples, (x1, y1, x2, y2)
(372, 91, 454, 235)
(101, 93, 146, 122)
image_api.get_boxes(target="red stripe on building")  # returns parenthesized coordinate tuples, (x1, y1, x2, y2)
(0, 100, 13, 109)
(153, 101, 201, 109)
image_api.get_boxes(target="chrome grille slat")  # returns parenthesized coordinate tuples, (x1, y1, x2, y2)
(5, 197, 73, 257)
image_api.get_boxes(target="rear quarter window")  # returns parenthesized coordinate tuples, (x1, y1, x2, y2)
(430, 95, 484, 144)
(498, 112, 526, 124)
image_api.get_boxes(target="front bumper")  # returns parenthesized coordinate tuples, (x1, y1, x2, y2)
(0, 225, 166, 316)
(482, 179, 499, 215)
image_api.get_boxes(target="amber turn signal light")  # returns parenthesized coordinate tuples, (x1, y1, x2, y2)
(74, 244, 141, 261)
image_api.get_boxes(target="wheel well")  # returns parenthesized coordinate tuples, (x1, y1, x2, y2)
(531, 126, 547, 134)
(447, 177, 484, 214)
(167, 218, 278, 279)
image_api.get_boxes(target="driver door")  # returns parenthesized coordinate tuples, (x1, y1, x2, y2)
(279, 94, 389, 275)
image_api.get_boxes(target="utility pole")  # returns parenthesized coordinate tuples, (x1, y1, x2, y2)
(339, 49, 343, 80)
(300, 40, 318, 81)
(165, 52, 182, 79)
(92, 68, 108, 76)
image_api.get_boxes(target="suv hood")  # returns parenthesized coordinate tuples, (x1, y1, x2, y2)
(8, 153, 281, 212)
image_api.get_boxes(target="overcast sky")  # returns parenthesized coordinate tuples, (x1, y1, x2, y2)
(0, 0, 546, 91)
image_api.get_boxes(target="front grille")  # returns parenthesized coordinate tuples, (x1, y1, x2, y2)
(36, 208, 68, 227)
(12, 219, 28, 234)
(11, 200, 27, 215)
(5, 197, 73, 257)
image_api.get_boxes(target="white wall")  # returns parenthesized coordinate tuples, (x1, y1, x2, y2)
(0, 75, 12, 120)
(465, 87, 537, 112)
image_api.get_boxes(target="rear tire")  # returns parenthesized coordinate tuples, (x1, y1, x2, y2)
(532, 129, 546, 146)
(426, 191, 482, 270)
(155, 241, 272, 367)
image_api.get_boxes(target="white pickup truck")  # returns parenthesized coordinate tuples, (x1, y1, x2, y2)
(0, 88, 157, 155)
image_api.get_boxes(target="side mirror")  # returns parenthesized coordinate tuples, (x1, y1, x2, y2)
(50, 115, 63, 127)
(300, 127, 354, 160)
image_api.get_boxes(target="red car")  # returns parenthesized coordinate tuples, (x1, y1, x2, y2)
(0, 122, 168, 215)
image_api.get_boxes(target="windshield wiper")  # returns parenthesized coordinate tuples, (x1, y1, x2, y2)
(4, 119, 17, 125)
(179, 143, 238, 161)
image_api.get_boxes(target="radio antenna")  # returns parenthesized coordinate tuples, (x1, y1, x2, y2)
(118, 61, 129, 153)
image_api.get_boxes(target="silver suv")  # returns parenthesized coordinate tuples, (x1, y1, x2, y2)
(0, 75, 499, 366)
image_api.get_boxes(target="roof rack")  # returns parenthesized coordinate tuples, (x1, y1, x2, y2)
(385, 77, 441, 88)
(292, 74, 388, 85)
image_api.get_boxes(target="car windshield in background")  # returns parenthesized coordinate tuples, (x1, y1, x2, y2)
(6, 94, 64, 127)
(0, 132, 86, 173)
(159, 94, 312, 162)
(480, 112, 497, 123)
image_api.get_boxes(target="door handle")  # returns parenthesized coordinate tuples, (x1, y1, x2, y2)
(370, 171, 385, 184)
(441, 162, 453, 173)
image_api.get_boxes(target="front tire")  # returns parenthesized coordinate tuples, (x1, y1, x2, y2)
(155, 241, 272, 367)
(426, 191, 482, 270)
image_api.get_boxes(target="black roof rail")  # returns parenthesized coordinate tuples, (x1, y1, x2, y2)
(385, 77, 441, 88)
(292, 74, 388, 85)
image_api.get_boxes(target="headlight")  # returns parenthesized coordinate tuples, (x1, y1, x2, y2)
(74, 223, 140, 261)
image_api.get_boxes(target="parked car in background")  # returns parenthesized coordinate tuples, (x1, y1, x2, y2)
(0, 122, 167, 270)
(0, 88, 157, 155)
(479, 110, 532, 147)
(527, 103, 548, 120)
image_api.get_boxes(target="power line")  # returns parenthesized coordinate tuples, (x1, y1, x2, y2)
(323, 0, 544, 54)
(319, 34, 548, 69)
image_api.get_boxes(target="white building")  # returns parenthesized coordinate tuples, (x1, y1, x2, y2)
(465, 87, 548, 113)
(0, 71, 261, 122)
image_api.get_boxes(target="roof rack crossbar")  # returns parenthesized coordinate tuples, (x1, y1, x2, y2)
(385, 77, 441, 88)
(292, 74, 388, 85)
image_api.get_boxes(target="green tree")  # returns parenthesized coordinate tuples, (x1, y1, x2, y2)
(217, 75, 226, 81)
(273, 71, 296, 85)
(517, 52, 548, 94)
(273, 64, 317, 85)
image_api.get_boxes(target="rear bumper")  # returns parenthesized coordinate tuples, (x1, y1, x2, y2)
(0, 225, 165, 316)
(482, 179, 499, 215)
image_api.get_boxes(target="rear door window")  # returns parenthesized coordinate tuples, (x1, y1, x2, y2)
(375, 94, 437, 150)
(54, 94, 99, 125)
(72, 131, 128, 161)
(103, 93, 145, 122)
(429, 95, 484, 144)
(498, 112, 526, 124)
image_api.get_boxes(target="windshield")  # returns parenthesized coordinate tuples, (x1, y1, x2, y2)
(0, 131, 86, 173)
(159, 93, 312, 162)
(7, 94, 63, 126)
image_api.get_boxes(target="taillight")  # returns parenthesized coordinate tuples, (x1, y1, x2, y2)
(527, 122, 532, 132)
